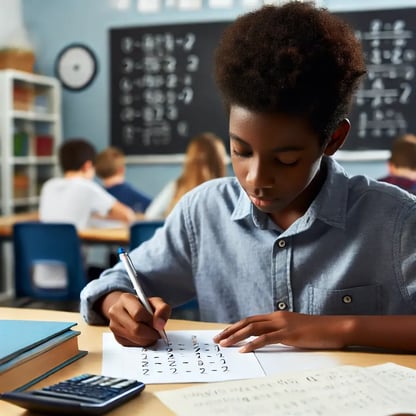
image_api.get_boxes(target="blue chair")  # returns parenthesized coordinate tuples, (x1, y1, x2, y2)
(12, 222, 87, 304)
(129, 220, 165, 251)
(129, 220, 200, 320)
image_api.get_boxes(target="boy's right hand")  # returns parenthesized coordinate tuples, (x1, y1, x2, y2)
(100, 291, 171, 347)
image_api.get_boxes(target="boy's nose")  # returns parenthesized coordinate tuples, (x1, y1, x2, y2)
(246, 159, 274, 189)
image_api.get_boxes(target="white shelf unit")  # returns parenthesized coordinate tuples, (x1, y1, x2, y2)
(0, 69, 62, 215)
(0, 70, 62, 300)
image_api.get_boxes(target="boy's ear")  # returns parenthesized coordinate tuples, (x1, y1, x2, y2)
(324, 119, 350, 156)
(81, 160, 94, 172)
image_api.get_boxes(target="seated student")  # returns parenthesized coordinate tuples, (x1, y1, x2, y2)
(95, 147, 152, 213)
(40, 138, 135, 230)
(145, 132, 227, 219)
(378, 134, 416, 194)
(81, 3, 416, 353)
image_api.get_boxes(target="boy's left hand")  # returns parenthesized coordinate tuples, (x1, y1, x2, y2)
(213, 311, 353, 352)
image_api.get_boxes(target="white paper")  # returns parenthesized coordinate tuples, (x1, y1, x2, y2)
(102, 331, 265, 383)
(32, 261, 67, 289)
(156, 363, 416, 416)
(254, 343, 340, 376)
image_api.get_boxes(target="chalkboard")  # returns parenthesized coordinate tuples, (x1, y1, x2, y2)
(110, 21, 230, 158)
(110, 8, 416, 159)
(337, 8, 416, 153)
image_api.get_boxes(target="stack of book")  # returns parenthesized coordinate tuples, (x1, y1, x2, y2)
(0, 320, 87, 392)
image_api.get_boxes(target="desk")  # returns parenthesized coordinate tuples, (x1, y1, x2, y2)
(1, 307, 416, 416)
(0, 213, 130, 300)
(0, 213, 129, 245)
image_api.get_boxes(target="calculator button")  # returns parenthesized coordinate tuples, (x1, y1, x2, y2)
(111, 380, 139, 389)
(99, 378, 124, 386)
(80, 375, 102, 384)
(69, 373, 93, 382)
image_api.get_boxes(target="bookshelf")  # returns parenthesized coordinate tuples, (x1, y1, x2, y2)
(0, 69, 62, 215)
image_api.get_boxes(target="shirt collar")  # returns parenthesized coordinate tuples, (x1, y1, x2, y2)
(230, 156, 349, 231)
(309, 156, 348, 230)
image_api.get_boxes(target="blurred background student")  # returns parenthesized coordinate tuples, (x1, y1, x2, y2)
(39, 138, 135, 229)
(145, 132, 228, 220)
(378, 133, 416, 194)
(95, 146, 152, 213)
(39, 138, 135, 280)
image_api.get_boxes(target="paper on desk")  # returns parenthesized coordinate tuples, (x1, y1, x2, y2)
(254, 343, 340, 376)
(156, 362, 416, 416)
(102, 331, 265, 383)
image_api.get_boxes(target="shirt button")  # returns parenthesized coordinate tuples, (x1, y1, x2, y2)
(277, 301, 287, 310)
(278, 239, 286, 248)
(342, 295, 352, 304)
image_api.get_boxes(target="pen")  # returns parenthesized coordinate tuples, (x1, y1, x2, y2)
(118, 247, 169, 346)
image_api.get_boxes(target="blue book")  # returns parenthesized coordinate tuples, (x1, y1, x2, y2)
(0, 320, 87, 392)
(0, 320, 77, 365)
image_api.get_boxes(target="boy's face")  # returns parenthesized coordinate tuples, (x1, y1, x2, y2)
(229, 105, 327, 227)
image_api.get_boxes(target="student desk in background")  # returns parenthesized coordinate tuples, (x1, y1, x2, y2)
(1, 307, 416, 416)
(0, 212, 130, 245)
(0, 213, 129, 300)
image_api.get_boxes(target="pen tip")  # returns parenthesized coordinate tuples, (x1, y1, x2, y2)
(117, 247, 125, 254)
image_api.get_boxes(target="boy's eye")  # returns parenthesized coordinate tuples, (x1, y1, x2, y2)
(231, 148, 251, 158)
(277, 158, 299, 166)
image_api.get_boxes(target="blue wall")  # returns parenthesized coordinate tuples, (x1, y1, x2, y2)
(20, 0, 416, 196)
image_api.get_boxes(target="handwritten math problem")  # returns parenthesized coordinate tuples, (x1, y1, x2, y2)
(102, 330, 265, 383)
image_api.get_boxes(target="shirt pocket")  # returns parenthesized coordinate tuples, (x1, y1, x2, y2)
(308, 285, 381, 315)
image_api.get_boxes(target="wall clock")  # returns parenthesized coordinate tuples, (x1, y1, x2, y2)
(55, 44, 98, 91)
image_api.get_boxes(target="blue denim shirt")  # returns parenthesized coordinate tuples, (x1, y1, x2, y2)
(81, 156, 416, 325)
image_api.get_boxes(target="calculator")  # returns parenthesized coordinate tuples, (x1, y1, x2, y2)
(0, 373, 145, 415)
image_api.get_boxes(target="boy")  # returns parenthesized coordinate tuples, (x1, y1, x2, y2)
(95, 146, 152, 213)
(378, 134, 416, 194)
(40, 138, 135, 230)
(81, 3, 416, 352)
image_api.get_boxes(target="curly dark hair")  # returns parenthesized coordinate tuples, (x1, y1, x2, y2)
(215, 2, 367, 145)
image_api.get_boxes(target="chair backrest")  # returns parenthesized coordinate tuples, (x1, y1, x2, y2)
(12, 222, 87, 301)
(129, 220, 164, 251)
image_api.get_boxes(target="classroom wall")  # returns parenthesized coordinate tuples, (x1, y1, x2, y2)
(18, 0, 416, 196)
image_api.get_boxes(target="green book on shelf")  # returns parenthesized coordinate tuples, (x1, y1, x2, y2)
(0, 320, 87, 392)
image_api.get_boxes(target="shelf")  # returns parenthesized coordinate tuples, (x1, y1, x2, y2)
(0, 69, 59, 87)
(12, 111, 58, 122)
(12, 156, 57, 164)
(0, 70, 62, 215)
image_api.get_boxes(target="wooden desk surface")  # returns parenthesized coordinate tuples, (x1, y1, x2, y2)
(0, 213, 129, 245)
(1, 307, 416, 416)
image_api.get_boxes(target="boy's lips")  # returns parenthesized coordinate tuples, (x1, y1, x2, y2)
(249, 195, 276, 208)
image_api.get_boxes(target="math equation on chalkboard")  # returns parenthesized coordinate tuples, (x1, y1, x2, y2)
(109, 9, 416, 157)
(339, 8, 416, 152)
(110, 22, 229, 157)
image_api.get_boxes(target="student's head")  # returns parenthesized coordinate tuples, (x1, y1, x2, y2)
(214, 2, 366, 222)
(183, 132, 227, 181)
(166, 132, 227, 215)
(215, 2, 366, 145)
(388, 134, 416, 173)
(59, 139, 96, 178)
(95, 147, 126, 179)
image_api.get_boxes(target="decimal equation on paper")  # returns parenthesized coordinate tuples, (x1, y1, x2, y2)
(141, 334, 228, 377)
(102, 330, 265, 383)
